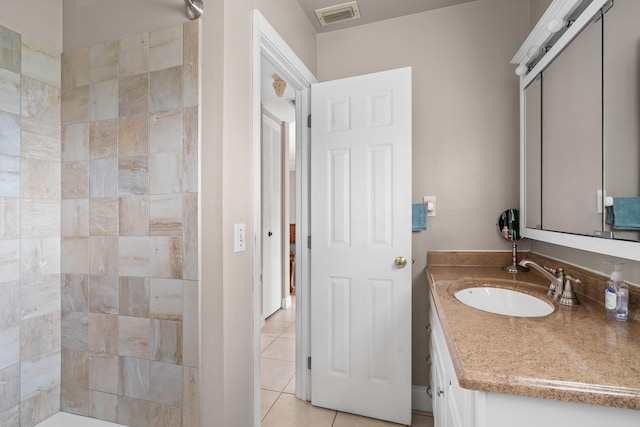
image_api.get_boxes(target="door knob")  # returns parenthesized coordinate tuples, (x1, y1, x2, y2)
(394, 256, 408, 269)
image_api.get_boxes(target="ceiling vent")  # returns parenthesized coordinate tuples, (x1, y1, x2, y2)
(315, 1, 361, 26)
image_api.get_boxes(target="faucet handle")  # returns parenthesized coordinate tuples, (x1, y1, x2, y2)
(543, 266, 564, 298)
(557, 275, 581, 307)
(543, 266, 564, 277)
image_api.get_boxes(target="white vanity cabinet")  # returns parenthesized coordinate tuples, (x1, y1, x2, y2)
(428, 294, 640, 427)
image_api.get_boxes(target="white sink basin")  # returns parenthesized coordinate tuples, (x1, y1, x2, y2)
(454, 287, 554, 317)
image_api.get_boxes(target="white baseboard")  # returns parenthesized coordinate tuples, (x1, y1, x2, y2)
(281, 295, 292, 309)
(412, 385, 432, 412)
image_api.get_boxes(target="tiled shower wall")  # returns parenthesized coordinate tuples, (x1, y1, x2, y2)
(59, 22, 200, 427)
(0, 26, 63, 427)
(0, 20, 200, 427)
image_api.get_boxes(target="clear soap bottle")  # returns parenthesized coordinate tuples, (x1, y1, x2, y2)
(605, 262, 628, 322)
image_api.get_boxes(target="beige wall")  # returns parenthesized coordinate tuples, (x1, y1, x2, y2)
(0, 0, 62, 51)
(317, 0, 530, 385)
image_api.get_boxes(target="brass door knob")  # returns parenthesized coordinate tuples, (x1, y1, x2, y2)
(394, 256, 408, 269)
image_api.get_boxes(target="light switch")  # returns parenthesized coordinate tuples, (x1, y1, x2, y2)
(423, 196, 436, 217)
(234, 223, 246, 252)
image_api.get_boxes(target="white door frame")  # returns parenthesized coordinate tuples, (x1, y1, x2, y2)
(252, 10, 317, 427)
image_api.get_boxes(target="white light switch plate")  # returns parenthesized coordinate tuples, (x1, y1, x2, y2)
(423, 196, 436, 217)
(234, 223, 246, 252)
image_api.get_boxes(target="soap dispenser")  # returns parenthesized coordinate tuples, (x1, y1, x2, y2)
(605, 262, 628, 322)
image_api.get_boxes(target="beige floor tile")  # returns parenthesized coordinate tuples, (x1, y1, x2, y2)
(262, 393, 336, 427)
(261, 334, 276, 353)
(261, 389, 280, 421)
(261, 320, 291, 337)
(270, 307, 296, 323)
(261, 337, 295, 361)
(261, 357, 295, 392)
(410, 413, 434, 427)
(280, 322, 296, 339)
(333, 412, 406, 426)
(283, 374, 296, 395)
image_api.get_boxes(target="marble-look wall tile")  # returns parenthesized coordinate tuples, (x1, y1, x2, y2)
(182, 367, 199, 427)
(21, 157, 60, 199)
(21, 118, 61, 162)
(62, 123, 89, 162)
(119, 356, 149, 400)
(0, 324, 19, 370)
(19, 383, 60, 427)
(149, 361, 182, 407)
(182, 193, 198, 281)
(150, 109, 181, 154)
(88, 313, 118, 354)
(89, 275, 118, 314)
(149, 237, 183, 279)
(182, 106, 198, 193)
(118, 395, 150, 427)
(0, 68, 21, 115)
(149, 25, 183, 72)
(150, 403, 182, 427)
(20, 274, 60, 320)
(0, 154, 20, 197)
(90, 79, 118, 122)
(89, 197, 118, 236)
(119, 196, 149, 236)
(0, 240, 20, 282)
(61, 237, 89, 274)
(0, 364, 20, 413)
(20, 349, 61, 400)
(0, 111, 21, 156)
(20, 237, 60, 280)
(90, 41, 118, 84)
(89, 157, 118, 197)
(119, 33, 149, 78)
(89, 119, 118, 159)
(150, 319, 182, 365)
(22, 76, 61, 124)
(62, 47, 89, 89)
(61, 311, 88, 351)
(61, 348, 89, 415)
(119, 114, 148, 157)
(182, 281, 198, 368)
(183, 21, 199, 109)
(149, 66, 182, 113)
(90, 390, 118, 423)
(62, 84, 89, 125)
(62, 274, 88, 313)
(89, 352, 119, 394)
(150, 194, 182, 236)
(118, 237, 150, 277)
(0, 280, 19, 327)
(89, 236, 118, 276)
(119, 73, 148, 117)
(20, 312, 60, 361)
(0, 25, 21, 74)
(150, 151, 182, 195)
(120, 277, 150, 318)
(0, 198, 19, 239)
(22, 36, 61, 88)
(62, 161, 89, 199)
(150, 278, 183, 321)
(118, 316, 150, 359)
(118, 155, 149, 196)
(20, 198, 60, 238)
(0, 405, 19, 427)
(62, 199, 89, 237)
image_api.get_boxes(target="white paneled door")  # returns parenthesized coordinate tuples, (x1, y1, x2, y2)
(310, 67, 412, 425)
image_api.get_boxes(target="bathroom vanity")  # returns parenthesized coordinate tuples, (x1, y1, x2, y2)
(426, 252, 640, 427)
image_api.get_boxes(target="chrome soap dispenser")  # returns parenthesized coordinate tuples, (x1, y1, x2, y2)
(605, 262, 628, 322)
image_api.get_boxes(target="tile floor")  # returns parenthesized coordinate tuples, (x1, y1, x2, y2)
(260, 296, 434, 427)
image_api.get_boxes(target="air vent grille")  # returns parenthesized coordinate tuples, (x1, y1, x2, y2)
(315, 1, 361, 27)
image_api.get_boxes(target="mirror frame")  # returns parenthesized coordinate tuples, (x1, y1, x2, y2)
(516, 0, 640, 262)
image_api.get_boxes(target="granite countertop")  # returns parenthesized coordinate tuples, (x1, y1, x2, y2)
(426, 252, 640, 411)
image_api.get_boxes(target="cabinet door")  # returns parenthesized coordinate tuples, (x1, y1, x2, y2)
(430, 334, 446, 427)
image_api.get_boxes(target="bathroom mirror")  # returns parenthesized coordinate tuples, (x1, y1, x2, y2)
(497, 209, 528, 272)
(517, 0, 640, 261)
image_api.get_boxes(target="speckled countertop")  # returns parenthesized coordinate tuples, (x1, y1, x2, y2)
(426, 251, 640, 411)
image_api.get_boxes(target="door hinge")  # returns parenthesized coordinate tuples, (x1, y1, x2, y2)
(307, 235, 311, 249)
(307, 356, 311, 370)
(307, 114, 311, 128)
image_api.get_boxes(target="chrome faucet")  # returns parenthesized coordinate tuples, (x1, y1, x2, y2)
(518, 260, 582, 306)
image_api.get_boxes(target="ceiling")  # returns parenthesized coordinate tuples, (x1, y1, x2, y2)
(296, 0, 477, 33)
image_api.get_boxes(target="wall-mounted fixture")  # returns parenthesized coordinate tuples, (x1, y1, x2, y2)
(185, 0, 204, 20)
(272, 74, 286, 97)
